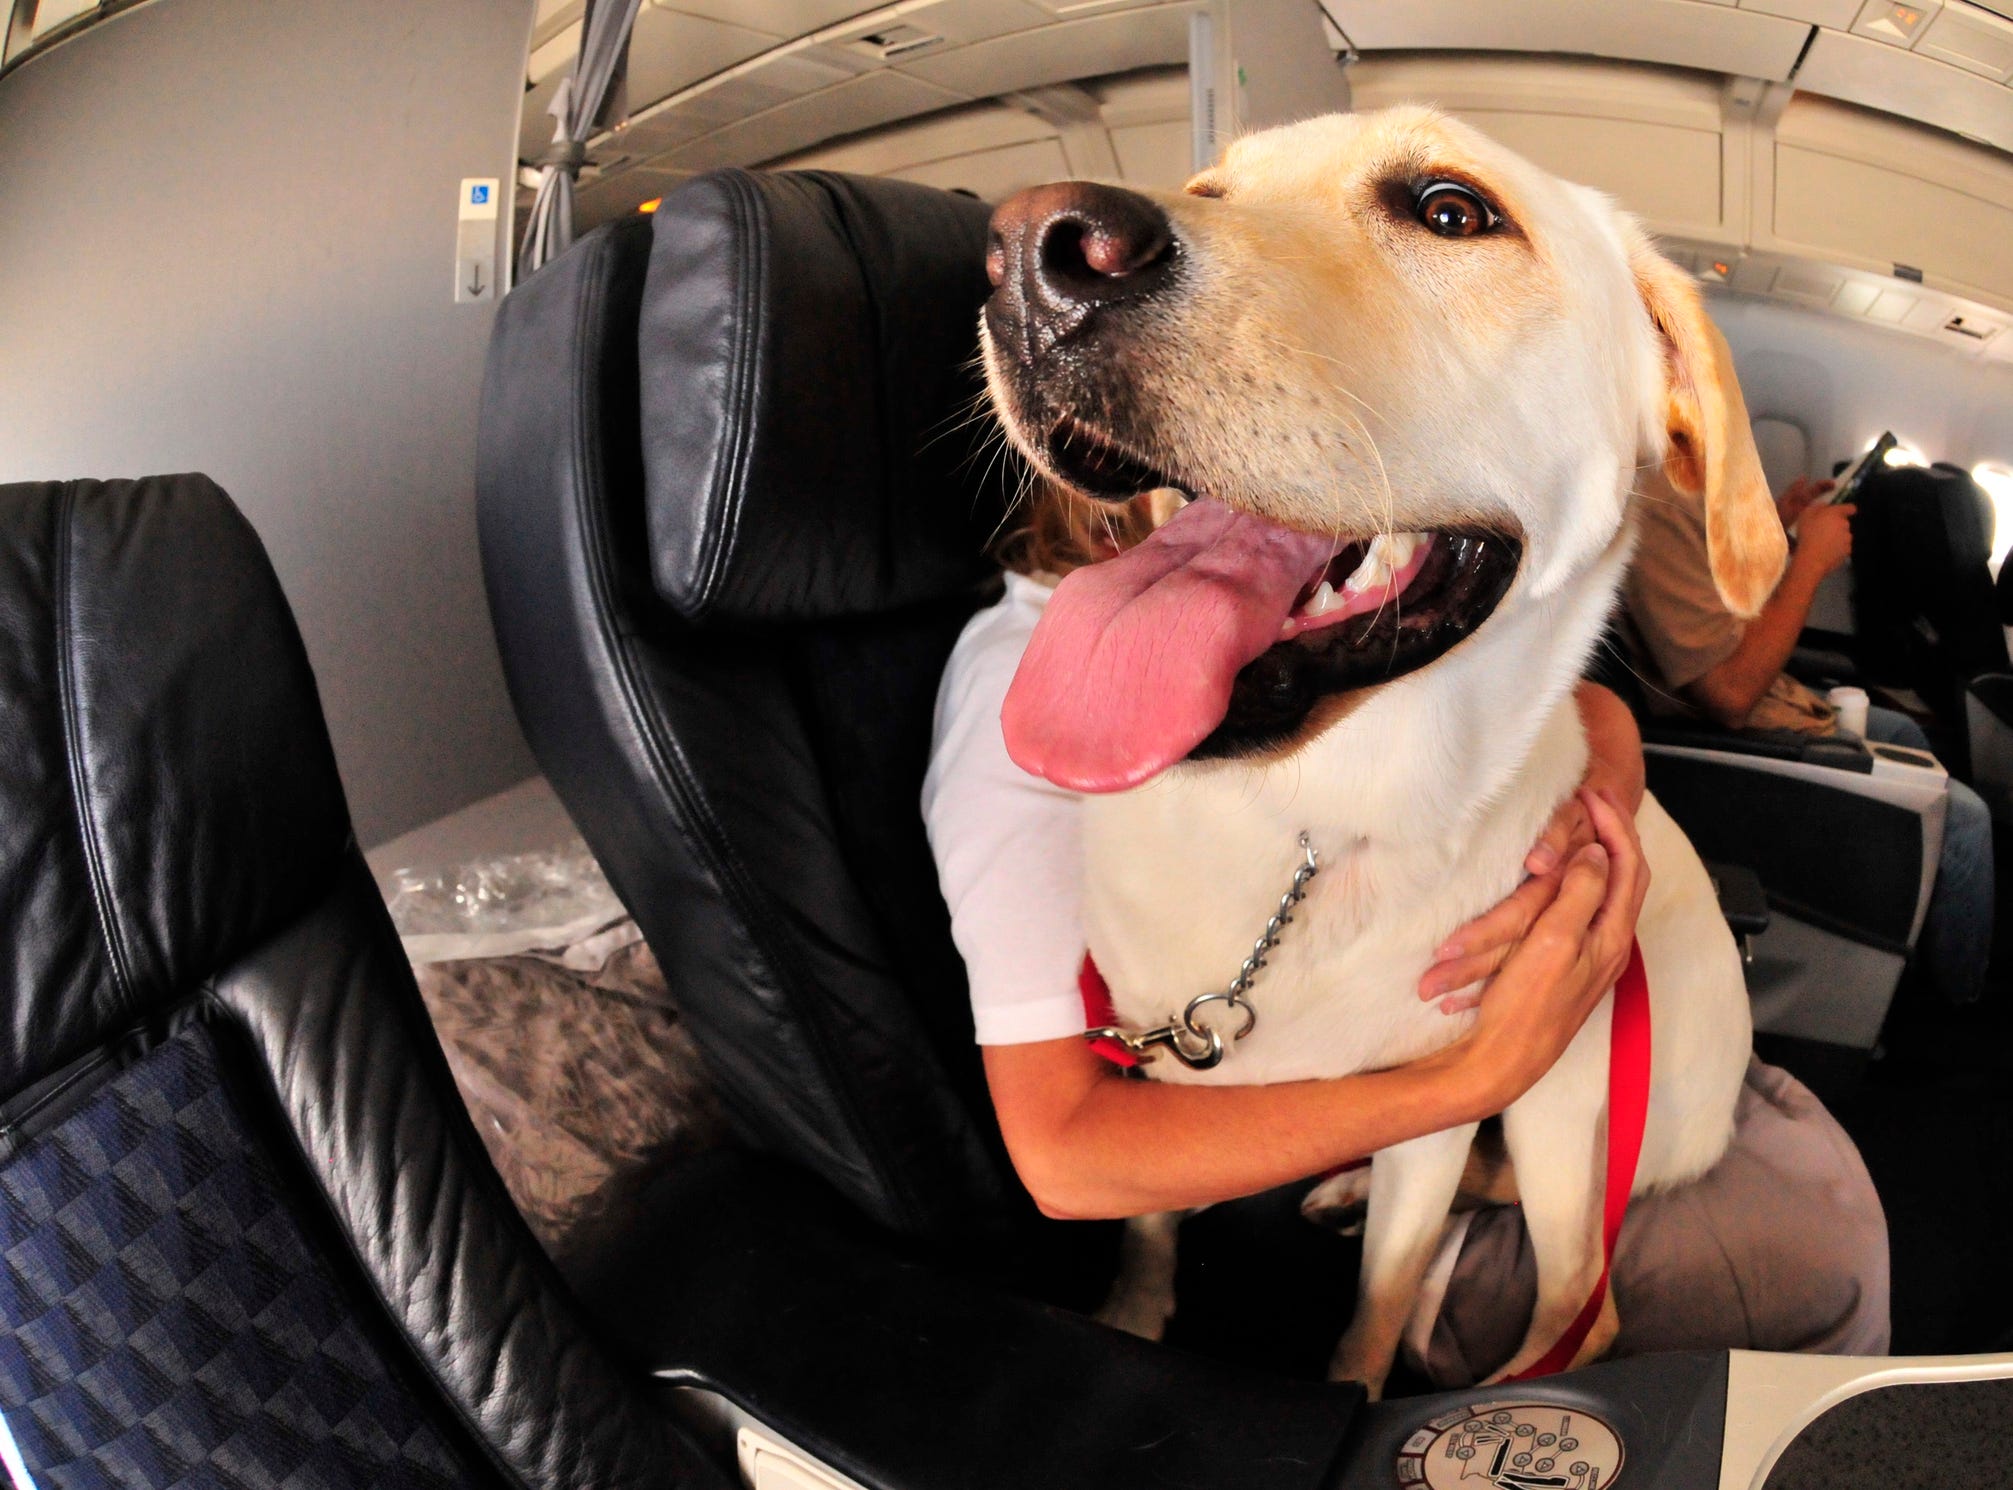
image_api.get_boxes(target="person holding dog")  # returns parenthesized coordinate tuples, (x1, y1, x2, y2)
(923, 484, 1889, 1387)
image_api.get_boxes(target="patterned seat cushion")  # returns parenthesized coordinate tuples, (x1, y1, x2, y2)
(0, 1017, 495, 1489)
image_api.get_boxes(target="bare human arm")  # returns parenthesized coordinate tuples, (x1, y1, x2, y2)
(984, 791, 1648, 1221)
(1686, 497, 1853, 728)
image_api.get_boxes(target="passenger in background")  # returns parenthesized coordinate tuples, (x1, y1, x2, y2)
(1624, 468, 1995, 1006)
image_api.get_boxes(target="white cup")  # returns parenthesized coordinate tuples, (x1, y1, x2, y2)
(1828, 685, 1870, 738)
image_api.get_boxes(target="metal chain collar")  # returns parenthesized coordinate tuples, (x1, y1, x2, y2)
(1085, 833, 1320, 1070)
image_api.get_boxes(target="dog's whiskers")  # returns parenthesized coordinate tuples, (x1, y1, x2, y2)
(1255, 334, 1389, 424)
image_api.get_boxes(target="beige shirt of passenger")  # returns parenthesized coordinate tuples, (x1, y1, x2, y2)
(1624, 471, 1835, 732)
(1625, 470, 1744, 697)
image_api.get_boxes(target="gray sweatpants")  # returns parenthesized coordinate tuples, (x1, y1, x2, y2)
(1419, 1058, 1890, 1385)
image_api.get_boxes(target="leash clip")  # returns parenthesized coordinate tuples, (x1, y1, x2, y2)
(1085, 1017, 1229, 1070)
(1082, 834, 1318, 1071)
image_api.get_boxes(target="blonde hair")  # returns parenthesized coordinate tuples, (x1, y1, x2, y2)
(994, 480, 1168, 579)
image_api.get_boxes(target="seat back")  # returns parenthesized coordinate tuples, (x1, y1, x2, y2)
(478, 173, 1085, 1266)
(1851, 462, 2009, 711)
(0, 477, 724, 1488)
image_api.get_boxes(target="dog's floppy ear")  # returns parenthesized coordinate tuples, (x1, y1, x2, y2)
(1629, 235, 1787, 618)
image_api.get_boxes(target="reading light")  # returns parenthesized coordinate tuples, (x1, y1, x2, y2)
(638, 198, 662, 214)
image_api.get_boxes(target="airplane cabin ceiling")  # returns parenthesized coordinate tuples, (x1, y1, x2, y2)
(518, 0, 2013, 360)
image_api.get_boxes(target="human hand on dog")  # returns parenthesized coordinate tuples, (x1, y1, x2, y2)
(1421, 684, 1642, 1012)
(1452, 790, 1650, 1113)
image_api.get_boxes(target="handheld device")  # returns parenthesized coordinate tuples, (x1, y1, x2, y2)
(1803, 431, 1897, 520)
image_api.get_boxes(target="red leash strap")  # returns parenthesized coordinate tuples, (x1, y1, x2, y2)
(1080, 938, 1653, 1380)
(1079, 953, 1140, 1067)
(1507, 936, 1652, 1380)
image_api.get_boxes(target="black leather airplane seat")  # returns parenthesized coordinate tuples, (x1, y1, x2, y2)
(1837, 459, 2013, 824)
(1851, 461, 2009, 754)
(463, 176, 1801, 1490)
(477, 172, 1105, 1290)
(0, 476, 729, 1489)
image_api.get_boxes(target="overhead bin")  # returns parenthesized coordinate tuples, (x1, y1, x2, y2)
(1769, 93, 2013, 311)
(1321, 0, 1814, 81)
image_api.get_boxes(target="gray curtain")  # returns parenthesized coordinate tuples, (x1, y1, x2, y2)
(518, 0, 646, 277)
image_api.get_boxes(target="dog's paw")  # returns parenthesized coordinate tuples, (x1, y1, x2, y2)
(1327, 1330, 1392, 1401)
(1572, 1287, 1621, 1368)
(1483, 1287, 1621, 1384)
(1094, 1282, 1176, 1342)
(1301, 1165, 1373, 1237)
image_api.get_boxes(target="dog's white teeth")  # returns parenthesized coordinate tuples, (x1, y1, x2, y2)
(1304, 580, 1340, 617)
(1343, 533, 1424, 595)
(1342, 551, 1387, 595)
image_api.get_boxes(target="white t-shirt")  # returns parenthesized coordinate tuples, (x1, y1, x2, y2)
(920, 572, 1090, 1046)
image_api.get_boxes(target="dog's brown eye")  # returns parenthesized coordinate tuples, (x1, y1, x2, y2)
(1415, 182, 1495, 238)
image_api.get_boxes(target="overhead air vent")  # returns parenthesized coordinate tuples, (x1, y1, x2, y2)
(845, 24, 946, 60)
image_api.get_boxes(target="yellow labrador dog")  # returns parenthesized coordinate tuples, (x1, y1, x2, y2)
(977, 108, 1783, 1395)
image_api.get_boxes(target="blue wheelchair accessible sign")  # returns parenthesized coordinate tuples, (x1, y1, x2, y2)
(469, 183, 491, 207)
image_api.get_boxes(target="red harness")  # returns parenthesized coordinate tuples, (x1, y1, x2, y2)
(1078, 937, 1652, 1380)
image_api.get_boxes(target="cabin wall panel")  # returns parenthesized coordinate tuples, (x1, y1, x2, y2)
(1711, 291, 2013, 624)
(893, 135, 1071, 195)
(1712, 292, 2013, 478)
(0, 0, 539, 847)
(1453, 110, 1725, 234)
(769, 98, 1050, 174)
(1109, 117, 1190, 184)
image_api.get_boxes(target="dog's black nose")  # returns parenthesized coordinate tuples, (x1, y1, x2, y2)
(987, 182, 1175, 355)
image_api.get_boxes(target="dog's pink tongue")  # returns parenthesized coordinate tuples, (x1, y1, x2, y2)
(1003, 497, 1338, 792)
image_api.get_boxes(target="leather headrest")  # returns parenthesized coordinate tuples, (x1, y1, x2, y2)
(638, 170, 1013, 624)
(0, 477, 351, 1096)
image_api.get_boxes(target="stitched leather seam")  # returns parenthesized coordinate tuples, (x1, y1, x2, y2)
(571, 222, 923, 1231)
(695, 169, 765, 620)
(54, 480, 139, 1019)
(0, 996, 215, 1159)
(809, 174, 896, 524)
(195, 972, 546, 1490)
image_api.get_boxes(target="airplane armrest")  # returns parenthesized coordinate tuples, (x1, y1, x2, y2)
(572, 1150, 1362, 1490)
(1644, 738, 1945, 954)
(1640, 720, 1874, 773)
(1968, 671, 2013, 725)
(1705, 860, 1770, 940)
(582, 1149, 1740, 1490)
